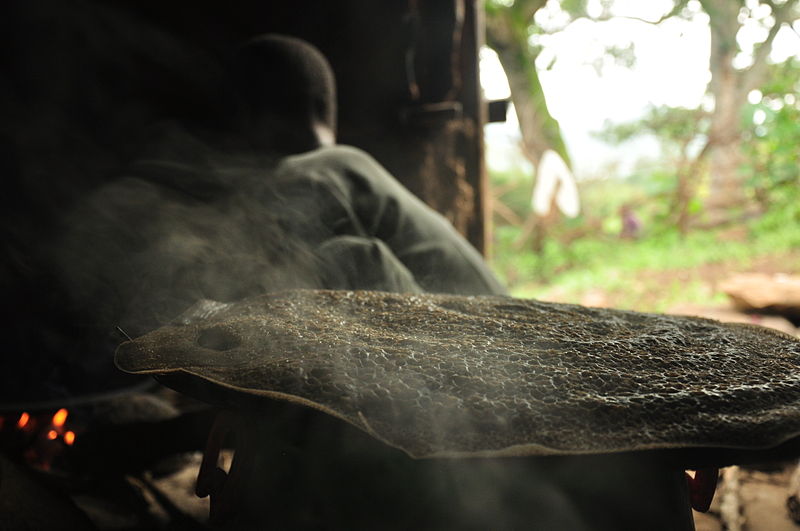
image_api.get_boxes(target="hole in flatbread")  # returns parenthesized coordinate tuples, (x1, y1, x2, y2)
(197, 326, 241, 351)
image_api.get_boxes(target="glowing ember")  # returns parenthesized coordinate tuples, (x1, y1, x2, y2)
(2, 408, 81, 469)
(52, 408, 68, 428)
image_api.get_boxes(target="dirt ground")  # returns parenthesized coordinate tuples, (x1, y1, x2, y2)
(535, 250, 800, 314)
(693, 464, 800, 531)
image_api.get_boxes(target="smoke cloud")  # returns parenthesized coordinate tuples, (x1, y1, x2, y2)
(1, 1, 293, 400)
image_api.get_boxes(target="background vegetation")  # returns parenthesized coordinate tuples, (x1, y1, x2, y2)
(485, 1, 800, 311)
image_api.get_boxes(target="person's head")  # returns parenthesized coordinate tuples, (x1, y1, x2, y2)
(228, 34, 337, 154)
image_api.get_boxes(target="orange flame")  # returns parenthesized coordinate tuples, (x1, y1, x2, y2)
(52, 408, 68, 428)
(47, 429, 58, 440)
(17, 412, 30, 429)
(64, 431, 76, 446)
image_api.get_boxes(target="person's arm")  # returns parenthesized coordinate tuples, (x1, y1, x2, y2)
(279, 146, 506, 296)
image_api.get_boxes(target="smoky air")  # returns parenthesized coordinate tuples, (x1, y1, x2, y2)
(1, 4, 323, 401)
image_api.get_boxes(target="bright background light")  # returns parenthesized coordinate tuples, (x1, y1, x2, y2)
(481, 4, 800, 179)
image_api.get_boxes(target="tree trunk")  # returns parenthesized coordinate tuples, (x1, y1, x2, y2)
(702, 0, 747, 218)
(485, 4, 571, 254)
(699, 0, 799, 220)
(485, 4, 569, 167)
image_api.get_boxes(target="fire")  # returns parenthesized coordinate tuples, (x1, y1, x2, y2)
(52, 408, 68, 428)
(17, 411, 30, 429)
(2, 408, 79, 469)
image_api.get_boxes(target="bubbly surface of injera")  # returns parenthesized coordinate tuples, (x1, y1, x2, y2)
(116, 289, 800, 458)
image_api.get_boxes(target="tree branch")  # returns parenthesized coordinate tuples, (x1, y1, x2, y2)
(514, 0, 548, 25)
(742, 0, 800, 93)
(588, 0, 691, 26)
(485, 2, 570, 167)
(497, 0, 692, 38)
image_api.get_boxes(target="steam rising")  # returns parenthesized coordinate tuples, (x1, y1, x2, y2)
(2, 0, 230, 400)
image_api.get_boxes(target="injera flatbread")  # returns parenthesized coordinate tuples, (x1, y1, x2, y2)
(116, 289, 800, 458)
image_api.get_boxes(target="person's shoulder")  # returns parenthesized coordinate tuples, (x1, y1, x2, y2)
(322, 144, 375, 161)
(280, 144, 377, 168)
(275, 145, 392, 192)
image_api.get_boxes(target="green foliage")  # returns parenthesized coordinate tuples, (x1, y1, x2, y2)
(595, 105, 709, 156)
(740, 58, 800, 212)
(494, 185, 533, 218)
(491, 198, 800, 311)
(493, 82, 800, 311)
(485, 0, 800, 312)
(604, 42, 637, 69)
(559, 0, 589, 17)
(485, 0, 515, 13)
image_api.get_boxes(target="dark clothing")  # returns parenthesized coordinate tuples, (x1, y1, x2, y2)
(318, 235, 423, 294)
(30, 139, 502, 400)
(273, 145, 506, 296)
(52, 136, 503, 344)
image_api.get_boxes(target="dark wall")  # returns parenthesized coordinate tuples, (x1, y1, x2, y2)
(111, 0, 488, 245)
(3, 0, 487, 249)
(1, 0, 487, 401)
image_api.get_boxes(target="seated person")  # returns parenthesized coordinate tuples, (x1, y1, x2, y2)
(226, 34, 505, 297)
(49, 34, 503, 372)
